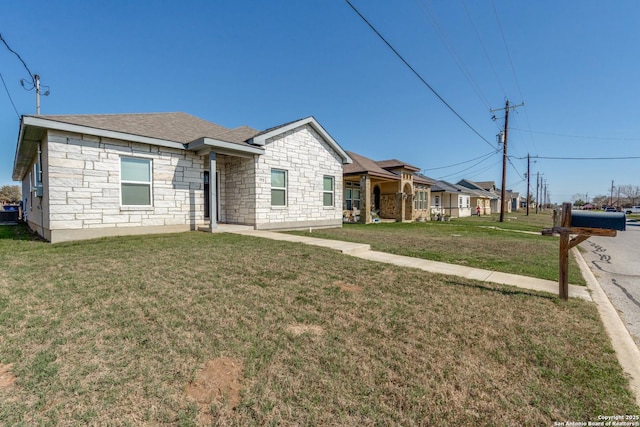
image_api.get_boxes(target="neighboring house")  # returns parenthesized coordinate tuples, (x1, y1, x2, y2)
(430, 181, 472, 218)
(459, 180, 508, 214)
(12, 113, 351, 243)
(456, 179, 497, 215)
(507, 191, 521, 212)
(343, 151, 434, 223)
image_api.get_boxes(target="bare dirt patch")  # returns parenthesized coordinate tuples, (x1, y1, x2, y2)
(0, 363, 16, 389)
(185, 357, 243, 424)
(334, 280, 363, 293)
(285, 324, 325, 336)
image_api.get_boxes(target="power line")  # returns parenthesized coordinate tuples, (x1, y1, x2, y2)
(345, 0, 497, 150)
(422, 150, 497, 171)
(510, 127, 640, 141)
(0, 71, 20, 118)
(491, 0, 524, 102)
(460, 0, 507, 97)
(435, 155, 500, 180)
(523, 155, 640, 161)
(0, 33, 35, 83)
(416, 0, 491, 110)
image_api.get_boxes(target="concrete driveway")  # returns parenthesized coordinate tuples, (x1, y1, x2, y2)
(579, 218, 640, 348)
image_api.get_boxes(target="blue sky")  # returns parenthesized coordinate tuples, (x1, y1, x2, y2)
(1, 0, 639, 204)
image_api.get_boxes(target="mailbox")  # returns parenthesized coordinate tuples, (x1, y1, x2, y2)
(570, 210, 626, 231)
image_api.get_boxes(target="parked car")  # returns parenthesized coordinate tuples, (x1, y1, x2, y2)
(604, 207, 618, 212)
(625, 206, 640, 214)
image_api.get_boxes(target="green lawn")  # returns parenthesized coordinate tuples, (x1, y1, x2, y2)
(291, 212, 586, 284)
(0, 224, 637, 426)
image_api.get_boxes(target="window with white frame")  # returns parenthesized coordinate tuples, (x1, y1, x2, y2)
(434, 195, 440, 207)
(121, 157, 152, 206)
(344, 182, 360, 210)
(271, 169, 287, 206)
(323, 176, 334, 207)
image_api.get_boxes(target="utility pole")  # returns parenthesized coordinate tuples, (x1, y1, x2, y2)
(610, 180, 615, 207)
(536, 172, 540, 214)
(490, 99, 525, 222)
(35, 74, 41, 115)
(526, 153, 530, 216)
(21, 74, 50, 115)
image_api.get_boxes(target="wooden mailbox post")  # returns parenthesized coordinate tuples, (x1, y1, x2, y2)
(542, 202, 625, 300)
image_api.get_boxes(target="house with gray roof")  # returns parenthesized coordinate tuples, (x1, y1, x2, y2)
(430, 181, 472, 218)
(12, 112, 351, 242)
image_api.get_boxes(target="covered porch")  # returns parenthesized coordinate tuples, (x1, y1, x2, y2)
(187, 138, 264, 231)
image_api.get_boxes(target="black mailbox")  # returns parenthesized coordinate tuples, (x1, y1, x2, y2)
(570, 210, 626, 231)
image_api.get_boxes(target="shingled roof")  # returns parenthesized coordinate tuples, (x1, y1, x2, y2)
(35, 112, 260, 145)
(343, 151, 399, 180)
(376, 159, 420, 172)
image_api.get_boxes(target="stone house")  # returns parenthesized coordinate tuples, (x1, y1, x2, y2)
(12, 113, 351, 243)
(343, 151, 433, 223)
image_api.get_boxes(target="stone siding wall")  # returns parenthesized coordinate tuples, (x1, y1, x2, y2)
(254, 125, 343, 228)
(46, 130, 206, 237)
(220, 155, 256, 225)
(380, 194, 397, 219)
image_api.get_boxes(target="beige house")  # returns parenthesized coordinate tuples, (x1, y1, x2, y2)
(456, 179, 498, 215)
(12, 113, 352, 242)
(343, 151, 433, 223)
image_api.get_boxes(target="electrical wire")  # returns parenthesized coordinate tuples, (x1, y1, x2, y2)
(490, 0, 524, 103)
(416, 0, 491, 110)
(0, 33, 34, 84)
(345, 0, 497, 150)
(422, 150, 497, 171)
(527, 155, 640, 161)
(510, 127, 640, 141)
(435, 155, 500, 180)
(460, 0, 507, 97)
(0, 71, 20, 118)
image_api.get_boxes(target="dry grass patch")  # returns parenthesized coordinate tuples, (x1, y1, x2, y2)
(185, 357, 243, 424)
(334, 280, 363, 293)
(285, 324, 325, 337)
(0, 363, 16, 388)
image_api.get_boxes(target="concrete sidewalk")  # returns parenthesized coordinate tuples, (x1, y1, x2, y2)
(231, 228, 591, 301)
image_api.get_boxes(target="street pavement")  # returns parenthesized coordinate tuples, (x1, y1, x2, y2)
(579, 218, 640, 348)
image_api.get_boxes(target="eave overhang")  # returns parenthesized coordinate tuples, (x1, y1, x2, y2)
(187, 137, 265, 158)
(12, 116, 187, 180)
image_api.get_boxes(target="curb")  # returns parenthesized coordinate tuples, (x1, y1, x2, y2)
(573, 247, 640, 406)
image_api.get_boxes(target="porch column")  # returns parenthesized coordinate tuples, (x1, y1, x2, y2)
(396, 180, 404, 222)
(209, 151, 217, 231)
(359, 175, 371, 223)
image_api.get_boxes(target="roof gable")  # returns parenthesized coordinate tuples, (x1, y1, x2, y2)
(376, 159, 420, 172)
(248, 116, 351, 164)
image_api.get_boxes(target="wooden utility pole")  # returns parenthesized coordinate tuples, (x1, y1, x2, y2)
(536, 172, 540, 214)
(526, 154, 530, 216)
(490, 100, 524, 222)
(610, 180, 614, 207)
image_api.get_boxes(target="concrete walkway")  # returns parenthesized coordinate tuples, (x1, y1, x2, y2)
(230, 228, 591, 301)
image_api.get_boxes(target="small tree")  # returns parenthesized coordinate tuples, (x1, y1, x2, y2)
(0, 185, 21, 203)
(618, 184, 640, 207)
